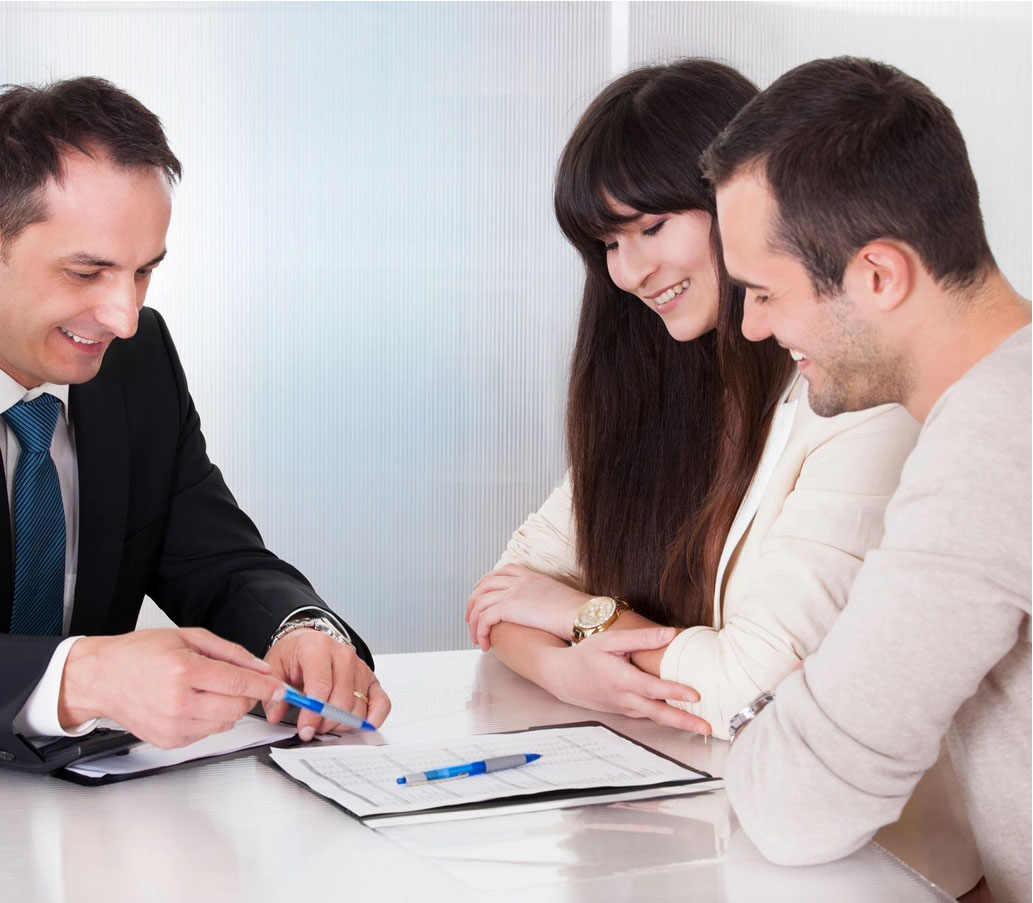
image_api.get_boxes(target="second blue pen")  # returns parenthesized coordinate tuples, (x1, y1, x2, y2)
(397, 753, 541, 785)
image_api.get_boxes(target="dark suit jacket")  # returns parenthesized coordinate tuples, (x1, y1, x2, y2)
(0, 307, 372, 749)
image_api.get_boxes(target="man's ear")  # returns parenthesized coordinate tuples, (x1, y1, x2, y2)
(844, 241, 911, 312)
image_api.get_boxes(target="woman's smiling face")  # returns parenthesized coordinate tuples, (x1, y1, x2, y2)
(601, 200, 721, 342)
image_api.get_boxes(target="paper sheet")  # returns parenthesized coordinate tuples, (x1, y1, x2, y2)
(66, 716, 298, 777)
(269, 724, 718, 823)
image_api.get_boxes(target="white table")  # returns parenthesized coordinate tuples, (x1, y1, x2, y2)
(0, 650, 952, 902)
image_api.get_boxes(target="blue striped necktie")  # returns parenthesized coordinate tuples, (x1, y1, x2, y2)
(3, 394, 65, 636)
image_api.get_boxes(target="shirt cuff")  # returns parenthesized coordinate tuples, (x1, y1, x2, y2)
(13, 636, 100, 738)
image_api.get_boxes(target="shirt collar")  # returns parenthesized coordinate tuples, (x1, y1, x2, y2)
(0, 369, 71, 425)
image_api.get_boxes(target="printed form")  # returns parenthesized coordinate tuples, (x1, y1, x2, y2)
(269, 724, 719, 824)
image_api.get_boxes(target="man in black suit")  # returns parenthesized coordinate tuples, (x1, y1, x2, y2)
(0, 77, 390, 761)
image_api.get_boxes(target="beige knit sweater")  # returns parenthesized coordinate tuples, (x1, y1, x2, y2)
(726, 325, 1032, 902)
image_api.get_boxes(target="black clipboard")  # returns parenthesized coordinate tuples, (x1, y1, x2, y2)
(45, 705, 308, 785)
(54, 730, 308, 786)
(266, 721, 721, 825)
(0, 725, 142, 775)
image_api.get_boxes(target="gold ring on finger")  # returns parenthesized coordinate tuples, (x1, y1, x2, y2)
(353, 690, 369, 704)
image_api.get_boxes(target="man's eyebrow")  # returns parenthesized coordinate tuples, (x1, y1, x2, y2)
(64, 252, 116, 268)
(63, 249, 168, 268)
(727, 275, 769, 291)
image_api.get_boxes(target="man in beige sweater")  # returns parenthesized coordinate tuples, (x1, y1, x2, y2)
(703, 57, 1031, 902)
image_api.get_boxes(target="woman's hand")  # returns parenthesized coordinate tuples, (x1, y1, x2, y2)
(466, 565, 588, 650)
(540, 627, 711, 735)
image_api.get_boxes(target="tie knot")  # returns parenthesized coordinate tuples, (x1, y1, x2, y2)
(3, 394, 62, 454)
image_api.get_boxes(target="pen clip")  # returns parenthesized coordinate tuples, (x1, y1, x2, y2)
(433, 771, 470, 781)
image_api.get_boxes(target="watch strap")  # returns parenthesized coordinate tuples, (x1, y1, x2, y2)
(266, 614, 353, 654)
(728, 691, 775, 744)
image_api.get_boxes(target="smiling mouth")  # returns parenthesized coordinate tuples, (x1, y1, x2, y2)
(652, 280, 690, 309)
(59, 327, 101, 346)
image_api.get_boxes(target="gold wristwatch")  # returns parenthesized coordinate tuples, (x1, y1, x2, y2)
(572, 596, 630, 643)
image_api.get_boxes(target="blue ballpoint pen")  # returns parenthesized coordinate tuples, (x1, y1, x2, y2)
(396, 753, 541, 785)
(283, 686, 377, 732)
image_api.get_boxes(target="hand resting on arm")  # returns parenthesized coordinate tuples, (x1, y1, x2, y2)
(466, 563, 589, 649)
(468, 567, 709, 735)
(467, 563, 681, 679)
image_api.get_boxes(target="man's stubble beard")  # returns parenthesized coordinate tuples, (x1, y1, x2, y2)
(806, 293, 912, 418)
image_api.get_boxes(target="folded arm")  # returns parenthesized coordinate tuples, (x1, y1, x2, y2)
(468, 476, 705, 733)
(726, 544, 1027, 864)
(488, 620, 708, 733)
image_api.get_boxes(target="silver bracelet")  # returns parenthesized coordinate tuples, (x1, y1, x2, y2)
(266, 616, 352, 653)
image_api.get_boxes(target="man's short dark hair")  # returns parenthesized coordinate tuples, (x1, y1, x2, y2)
(703, 57, 995, 295)
(0, 76, 181, 243)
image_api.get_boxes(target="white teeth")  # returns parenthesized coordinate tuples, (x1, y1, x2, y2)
(655, 279, 691, 308)
(60, 328, 99, 345)
(789, 349, 806, 362)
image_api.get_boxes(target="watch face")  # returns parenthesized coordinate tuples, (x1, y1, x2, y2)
(576, 596, 618, 629)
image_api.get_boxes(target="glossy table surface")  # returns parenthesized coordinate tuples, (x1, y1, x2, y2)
(0, 650, 952, 902)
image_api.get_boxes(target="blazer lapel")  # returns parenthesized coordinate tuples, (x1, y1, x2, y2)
(712, 378, 801, 622)
(69, 377, 130, 635)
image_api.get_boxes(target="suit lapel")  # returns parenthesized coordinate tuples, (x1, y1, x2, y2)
(69, 377, 130, 635)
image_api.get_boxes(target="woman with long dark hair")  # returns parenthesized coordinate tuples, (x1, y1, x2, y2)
(464, 59, 981, 896)
(466, 57, 913, 733)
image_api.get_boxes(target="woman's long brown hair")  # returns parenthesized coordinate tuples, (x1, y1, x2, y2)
(554, 60, 793, 628)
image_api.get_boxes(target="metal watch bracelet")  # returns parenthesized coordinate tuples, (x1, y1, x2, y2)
(266, 616, 352, 653)
(728, 691, 775, 745)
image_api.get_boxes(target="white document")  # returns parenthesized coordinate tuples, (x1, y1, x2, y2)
(269, 724, 721, 825)
(66, 716, 298, 777)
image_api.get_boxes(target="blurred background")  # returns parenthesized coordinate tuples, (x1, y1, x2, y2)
(2, 1, 1028, 653)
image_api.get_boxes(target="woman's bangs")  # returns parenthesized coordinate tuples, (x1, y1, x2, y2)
(555, 152, 628, 254)
(558, 123, 685, 253)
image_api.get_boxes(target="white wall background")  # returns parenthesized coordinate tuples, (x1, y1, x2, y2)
(1, 2, 1028, 653)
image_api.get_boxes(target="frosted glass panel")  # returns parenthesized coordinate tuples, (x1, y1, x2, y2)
(0, 2, 610, 651)
(0, 2, 1027, 653)
(626, 1, 1031, 297)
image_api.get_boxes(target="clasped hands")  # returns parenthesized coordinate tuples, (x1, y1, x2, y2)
(466, 564, 711, 735)
(58, 625, 390, 749)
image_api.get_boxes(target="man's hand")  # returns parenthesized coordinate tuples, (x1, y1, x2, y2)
(466, 565, 588, 650)
(263, 629, 391, 740)
(540, 627, 711, 735)
(58, 628, 286, 749)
